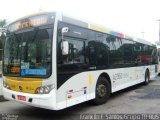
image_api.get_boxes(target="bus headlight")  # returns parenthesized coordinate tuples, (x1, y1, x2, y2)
(36, 84, 54, 94)
(3, 81, 10, 89)
(39, 87, 44, 94)
(44, 86, 50, 93)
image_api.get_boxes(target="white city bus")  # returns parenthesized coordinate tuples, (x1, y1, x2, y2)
(2, 12, 158, 110)
(157, 46, 160, 74)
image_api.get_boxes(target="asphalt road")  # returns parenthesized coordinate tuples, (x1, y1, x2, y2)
(1, 77, 160, 120)
(0, 77, 2, 94)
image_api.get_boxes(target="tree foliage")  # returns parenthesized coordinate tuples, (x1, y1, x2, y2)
(0, 19, 7, 60)
(0, 19, 6, 27)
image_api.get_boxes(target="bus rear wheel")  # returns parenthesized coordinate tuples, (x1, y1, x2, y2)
(92, 77, 110, 105)
(144, 70, 150, 85)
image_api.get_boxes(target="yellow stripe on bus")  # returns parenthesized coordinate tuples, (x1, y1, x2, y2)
(89, 74, 93, 85)
(5, 77, 42, 94)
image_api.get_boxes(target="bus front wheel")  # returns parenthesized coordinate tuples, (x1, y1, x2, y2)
(92, 77, 110, 105)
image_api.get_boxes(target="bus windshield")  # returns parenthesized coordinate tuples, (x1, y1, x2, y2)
(3, 27, 53, 77)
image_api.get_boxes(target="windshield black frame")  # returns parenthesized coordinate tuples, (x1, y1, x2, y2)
(3, 25, 54, 78)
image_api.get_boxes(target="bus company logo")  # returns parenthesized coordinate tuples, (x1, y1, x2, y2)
(19, 86, 23, 92)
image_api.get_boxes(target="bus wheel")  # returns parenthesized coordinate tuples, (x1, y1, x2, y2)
(92, 77, 110, 105)
(144, 70, 150, 85)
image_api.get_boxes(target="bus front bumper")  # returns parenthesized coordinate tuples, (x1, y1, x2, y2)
(2, 87, 57, 110)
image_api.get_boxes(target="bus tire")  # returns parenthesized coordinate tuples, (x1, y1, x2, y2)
(92, 77, 110, 105)
(144, 70, 150, 85)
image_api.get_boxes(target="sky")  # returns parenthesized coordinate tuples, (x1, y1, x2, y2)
(0, 0, 160, 44)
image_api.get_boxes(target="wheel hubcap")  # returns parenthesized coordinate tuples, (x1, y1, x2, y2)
(146, 75, 149, 82)
(97, 84, 107, 97)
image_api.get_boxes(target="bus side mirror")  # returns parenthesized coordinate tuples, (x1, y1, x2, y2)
(61, 27, 69, 55)
(61, 41, 69, 55)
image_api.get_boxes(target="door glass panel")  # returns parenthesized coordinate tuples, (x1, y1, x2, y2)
(63, 38, 84, 64)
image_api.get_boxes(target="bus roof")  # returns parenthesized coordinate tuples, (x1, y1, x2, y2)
(9, 11, 155, 46)
(61, 12, 125, 38)
(15, 11, 54, 22)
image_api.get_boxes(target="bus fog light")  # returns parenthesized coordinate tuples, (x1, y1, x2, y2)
(3, 81, 10, 89)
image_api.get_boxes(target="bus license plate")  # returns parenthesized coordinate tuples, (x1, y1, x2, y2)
(17, 95, 26, 101)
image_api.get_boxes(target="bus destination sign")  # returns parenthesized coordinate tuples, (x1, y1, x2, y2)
(8, 13, 54, 32)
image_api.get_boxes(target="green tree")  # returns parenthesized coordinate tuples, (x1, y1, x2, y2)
(0, 19, 7, 61)
(0, 32, 5, 48)
(0, 19, 6, 27)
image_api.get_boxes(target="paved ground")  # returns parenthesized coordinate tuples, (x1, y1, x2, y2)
(0, 77, 160, 120)
(0, 77, 2, 95)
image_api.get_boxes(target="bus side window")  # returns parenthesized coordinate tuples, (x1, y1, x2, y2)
(62, 38, 85, 64)
(152, 48, 158, 64)
(133, 43, 144, 65)
(158, 48, 160, 60)
(95, 32, 109, 68)
(106, 35, 123, 67)
(123, 39, 134, 66)
(86, 31, 97, 66)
